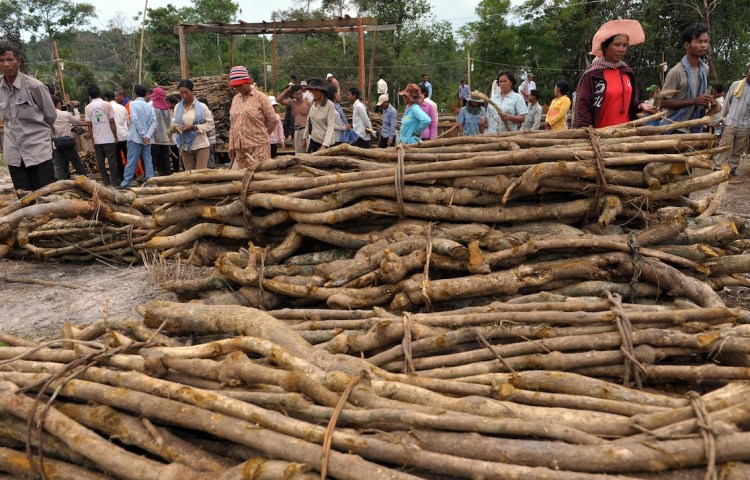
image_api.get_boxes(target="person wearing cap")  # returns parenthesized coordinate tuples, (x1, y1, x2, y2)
(326, 73, 340, 101)
(398, 83, 431, 145)
(713, 64, 750, 175)
(348, 87, 373, 148)
(267, 95, 285, 158)
(644, 85, 658, 107)
(377, 94, 396, 148)
(228, 66, 277, 170)
(518, 73, 537, 104)
(659, 23, 713, 133)
(457, 95, 487, 136)
(487, 71, 527, 133)
(276, 83, 310, 154)
(573, 19, 655, 128)
(300, 80, 314, 104)
(305, 77, 337, 152)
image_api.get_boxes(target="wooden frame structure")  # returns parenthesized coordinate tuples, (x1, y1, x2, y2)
(175, 18, 397, 95)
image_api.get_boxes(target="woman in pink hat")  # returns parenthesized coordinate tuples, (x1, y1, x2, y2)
(573, 19, 655, 128)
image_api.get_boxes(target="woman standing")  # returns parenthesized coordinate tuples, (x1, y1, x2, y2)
(486, 71, 527, 133)
(573, 19, 655, 128)
(174, 79, 214, 170)
(304, 78, 336, 153)
(398, 83, 431, 145)
(544, 80, 572, 130)
(150, 87, 172, 175)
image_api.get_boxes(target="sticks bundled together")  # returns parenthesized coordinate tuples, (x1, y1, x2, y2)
(2, 300, 750, 479)
(165, 74, 234, 147)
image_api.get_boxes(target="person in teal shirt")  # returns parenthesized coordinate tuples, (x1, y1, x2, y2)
(398, 83, 432, 145)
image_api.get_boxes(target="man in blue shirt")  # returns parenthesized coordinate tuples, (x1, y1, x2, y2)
(377, 94, 397, 148)
(457, 95, 487, 136)
(420, 74, 433, 99)
(458, 80, 470, 106)
(120, 84, 156, 188)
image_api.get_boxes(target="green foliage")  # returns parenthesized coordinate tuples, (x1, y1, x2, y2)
(21, 0, 96, 39)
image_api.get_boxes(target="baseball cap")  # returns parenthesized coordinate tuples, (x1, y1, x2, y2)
(376, 94, 389, 106)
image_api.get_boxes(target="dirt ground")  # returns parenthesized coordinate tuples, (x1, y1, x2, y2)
(1, 162, 749, 340)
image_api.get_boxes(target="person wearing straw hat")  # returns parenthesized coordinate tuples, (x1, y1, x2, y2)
(304, 77, 337, 152)
(227, 66, 278, 171)
(398, 83, 431, 145)
(457, 94, 487, 136)
(712, 63, 750, 176)
(573, 19, 655, 128)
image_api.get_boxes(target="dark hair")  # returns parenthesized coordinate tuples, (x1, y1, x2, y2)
(529, 89, 540, 99)
(198, 97, 208, 107)
(600, 35, 619, 54)
(326, 85, 337, 101)
(419, 83, 429, 96)
(146, 87, 153, 94)
(0, 41, 23, 62)
(51, 95, 61, 106)
(349, 87, 361, 99)
(45, 83, 56, 95)
(87, 85, 101, 99)
(713, 84, 724, 94)
(177, 79, 194, 91)
(681, 23, 709, 47)
(102, 91, 115, 101)
(290, 85, 301, 93)
(555, 80, 570, 95)
(133, 83, 147, 98)
(497, 70, 517, 87)
(115, 89, 126, 97)
(421, 73, 428, 79)
(290, 75, 297, 80)
(167, 94, 180, 105)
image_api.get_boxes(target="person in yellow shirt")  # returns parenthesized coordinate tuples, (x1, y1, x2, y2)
(544, 80, 572, 130)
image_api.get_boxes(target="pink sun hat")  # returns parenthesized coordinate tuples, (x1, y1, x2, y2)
(589, 19, 645, 58)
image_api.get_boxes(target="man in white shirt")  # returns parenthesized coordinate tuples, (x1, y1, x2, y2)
(377, 74, 388, 96)
(85, 84, 120, 186)
(103, 91, 129, 182)
(348, 87, 372, 149)
(519, 73, 537, 103)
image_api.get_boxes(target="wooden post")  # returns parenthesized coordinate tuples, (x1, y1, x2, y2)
(273, 21, 278, 95)
(262, 35, 268, 92)
(367, 30, 376, 107)
(138, 0, 148, 83)
(357, 17, 365, 97)
(228, 34, 234, 70)
(467, 49, 471, 91)
(52, 40, 66, 100)
(178, 25, 189, 79)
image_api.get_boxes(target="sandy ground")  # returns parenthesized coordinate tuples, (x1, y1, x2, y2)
(1, 161, 749, 340)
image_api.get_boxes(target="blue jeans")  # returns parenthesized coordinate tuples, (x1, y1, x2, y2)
(121, 140, 154, 187)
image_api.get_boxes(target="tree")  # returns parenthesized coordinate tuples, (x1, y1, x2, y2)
(0, 0, 24, 47)
(22, 0, 96, 39)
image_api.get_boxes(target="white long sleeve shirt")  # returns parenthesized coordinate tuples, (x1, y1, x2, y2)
(352, 99, 372, 141)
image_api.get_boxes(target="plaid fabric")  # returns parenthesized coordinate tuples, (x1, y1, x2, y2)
(229, 66, 251, 86)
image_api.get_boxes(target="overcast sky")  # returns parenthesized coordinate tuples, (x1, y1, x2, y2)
(84, 0, 487, 32)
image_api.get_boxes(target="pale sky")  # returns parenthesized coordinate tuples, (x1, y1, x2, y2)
(84, 0, 488, 33)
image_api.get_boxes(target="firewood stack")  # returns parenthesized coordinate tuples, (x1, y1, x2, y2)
(3, 115, 750, 478)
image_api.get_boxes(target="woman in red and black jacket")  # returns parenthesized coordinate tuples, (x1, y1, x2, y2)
(573, 19, 655, 128)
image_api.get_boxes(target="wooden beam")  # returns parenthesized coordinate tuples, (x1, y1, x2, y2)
(357, 17, 365, 99)
(179, 18, 379, 33)
(367, 30, 376, 106)
(52, 40, 66, 100)
(273, 21, 278, 95)
(178, 25, 189, 79)
(228, 34, 234, 69)
(175, 23, 396, 35)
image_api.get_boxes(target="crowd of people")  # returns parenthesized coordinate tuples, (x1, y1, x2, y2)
(1, 18, 747, 196)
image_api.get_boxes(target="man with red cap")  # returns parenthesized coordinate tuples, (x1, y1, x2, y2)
(227, 66, 278, 171)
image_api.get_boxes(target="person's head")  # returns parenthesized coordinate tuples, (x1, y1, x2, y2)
(102, 91, 115, 101)
(290, 74, 297, 83)
(376, 93, 389, 109)
(0, 41, 23, 79)
(399, 83, 421, 105)
(145, 87, 153, 102)
(589, 19, 644, 59)
(527, 73, 534, 81)
(115, 89, 126, 104)
(326, 85, 338, 102)
(177, 79, 194, 103)
(51, 95, 62, 109)
(554, 80, 570, 97)
(496, 71, 516, 94)
(681, 23, 709, 57)
(306, 78, 329, 101)
(87, 85, 101, 99)
(528, 89, 539, 105)
(460, 79, 465, 85)
(167, 94, 180, 108)
(713, 83, 724, 96)
(418, 83, 429, 101)
(152, 87, 169, 110)
(600, 34, 630, 62)
(133, 83, 147, 99)
(379, 73, 383, 79)
(466, 95, 484, 114)
(45, 83, 56, 96)
(268, 95, 279, 110)
(326, 73, 335, 83)
(421, 73, 428, 82)
(229, 65, 253, 94)
(348, 87, 361, 102)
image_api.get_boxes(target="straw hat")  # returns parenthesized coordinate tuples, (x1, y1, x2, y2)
(305, 78, 329, 91)
(468, 94, 485, 104)
(589, 19, 645, 58)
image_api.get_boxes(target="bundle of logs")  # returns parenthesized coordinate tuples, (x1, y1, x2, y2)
(165, 74, 234, 147)
(2, 298, 750, 479)
(3, 116, 750, 478)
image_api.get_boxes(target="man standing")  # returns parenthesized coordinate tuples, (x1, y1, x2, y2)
(0, 41, 57, 196)
(458, 80, 470, 106)
(420, 74, 433, 99)
(51, 95, 90, 179)
(518, 73, 537, 103)
(326, 73, 340, 101)
(520, 90, 543, 131)
(377, 94, 396, 148)
(713, 64, 750, 175)
(348, 87, 372, 149)
(120, 84, 156, 188)
(377, 74, 388, 96)
(85, 85, 120, 186)
(457, 95, 487, 136)
(228, 66, 277, 171)
(103, 91, 129, 181)
(660, 23, 713, 133)
(276, 84, 310, 153)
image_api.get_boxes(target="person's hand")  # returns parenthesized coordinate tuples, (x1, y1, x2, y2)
(144, 137, 151, 145)
(696, 94, 714, 108)
(71, 101, 79, 108)
(542, 122, 551, 130)
(346, 125, 352, 130)
(500, 113, 510, 122)
(321, 145, 328, 150)
(184, 125, 195, 132)
(640, 103, 657, 114)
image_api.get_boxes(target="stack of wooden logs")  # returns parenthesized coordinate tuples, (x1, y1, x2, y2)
(165, 74, 235, 147)
(2, 299, 750, 479)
